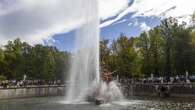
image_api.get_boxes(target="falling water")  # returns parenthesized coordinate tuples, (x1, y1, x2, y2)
(65, 0, 100, 102)
(65, 0, 123, 103)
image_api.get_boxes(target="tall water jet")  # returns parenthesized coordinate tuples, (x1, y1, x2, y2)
(65, 0, 100, 102)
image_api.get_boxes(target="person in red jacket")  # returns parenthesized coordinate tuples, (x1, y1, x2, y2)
(102, 69, 113, 83)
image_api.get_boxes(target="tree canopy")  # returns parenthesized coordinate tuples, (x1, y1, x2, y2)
(0, 39, 70, 81)
(100, 18, 195, 78)
(1, 17, 195, 80)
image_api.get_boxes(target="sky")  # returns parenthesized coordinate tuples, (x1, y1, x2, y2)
(0, 0, 195, 51)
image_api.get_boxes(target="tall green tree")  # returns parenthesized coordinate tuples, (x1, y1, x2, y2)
(111, 34, 140, 78)
(100, 39, 111, 70)
(0, 38, 70, 80)
(138, 32, 151, 76)
(160, 18, 177, 77)
(149, 27, 164, 75)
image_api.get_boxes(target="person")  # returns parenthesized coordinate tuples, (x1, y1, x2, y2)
(102, 69, 113, 84)
(103, 73, 112, 83)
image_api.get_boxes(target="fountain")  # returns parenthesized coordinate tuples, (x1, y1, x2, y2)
(65, 0, 123, 104)
(65, 0, 100, 102)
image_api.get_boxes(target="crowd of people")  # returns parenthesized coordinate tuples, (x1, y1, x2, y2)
(0, 80, 63, 88)
(118, 75, 195, 85)
(1, 74, 195, 89)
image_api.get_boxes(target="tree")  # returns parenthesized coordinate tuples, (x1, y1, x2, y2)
(110, 34, 140, 78)
(192, 11, 195, 28)
(100, 39, 111, 70)
(160, 18, 177, 77)
(149, 27, 164, 76)
(0, 38, 70, 81)
(138, 27, 164, 77)
(3, 39, 24, 79)
(54, 51, 70, 81)
(0, 48, 6, 78)
(172, 23, 193, 74)
(138, 32, 151, 76)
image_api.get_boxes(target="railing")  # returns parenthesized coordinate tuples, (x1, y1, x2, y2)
(0, 84, 66, 90)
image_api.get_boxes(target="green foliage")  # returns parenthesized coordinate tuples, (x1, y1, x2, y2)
(0, 75, 6, 81)
(0, 39, 70, 80)
(192, 11, 195, 27)
(101, 34, 141, 78)
(137, 27, 164, 76)
(1, 17, 195, 80)
(100, 18, 195, 78)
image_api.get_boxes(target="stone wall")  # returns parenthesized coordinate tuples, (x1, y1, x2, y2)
(1, 84, 195, 99)
(122, 84, 195, 98)
(0, 86, 65, 99)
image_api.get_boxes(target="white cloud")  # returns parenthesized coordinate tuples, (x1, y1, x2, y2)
(98, 0, 129, 20)
(100, 7, 130, 28)
(140, 22, 151, 31)
(0, 0, 131, 45)
(128, 0, 195, 21)
(133, 19, 139, 26)
(1, 0, 194, 45)
(128, 19, 139, 27)
(0, 0, 98, 45)
(101, 0, 195, 27)
(100, 4, 133, 28)
(128, 22, 133, 26)
(112, 19, 127, 26)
